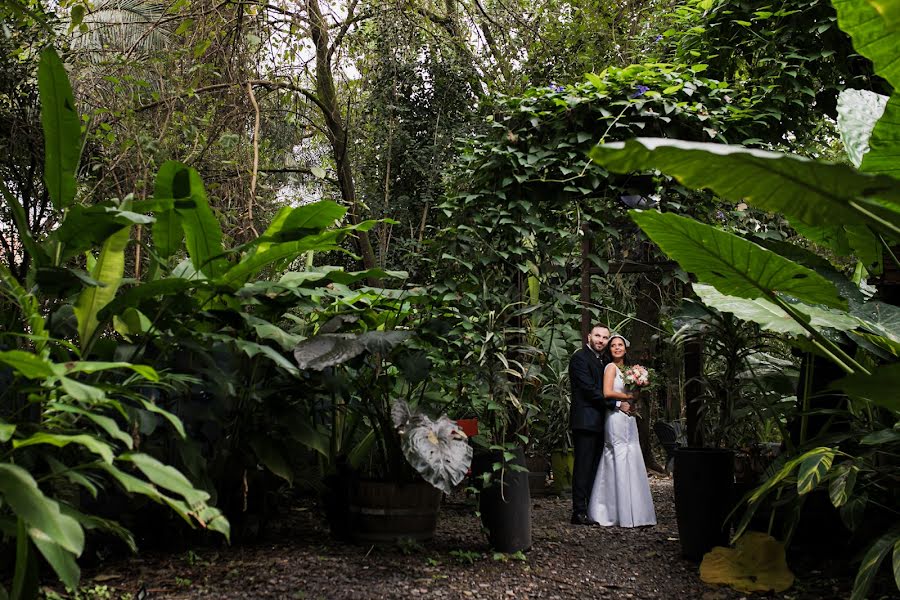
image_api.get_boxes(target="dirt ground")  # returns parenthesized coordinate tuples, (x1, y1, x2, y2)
(68, 476, 871, 600)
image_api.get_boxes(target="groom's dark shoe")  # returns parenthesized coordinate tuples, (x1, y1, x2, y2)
(570, 512, 597, 526)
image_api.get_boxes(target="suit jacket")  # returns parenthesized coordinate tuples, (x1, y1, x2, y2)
(568, 345, 615, 432)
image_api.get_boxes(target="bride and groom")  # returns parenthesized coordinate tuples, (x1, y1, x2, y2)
(568, 324, 656, 527)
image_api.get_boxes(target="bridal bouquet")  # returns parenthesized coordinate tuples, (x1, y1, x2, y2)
(622, 364, 651, 389)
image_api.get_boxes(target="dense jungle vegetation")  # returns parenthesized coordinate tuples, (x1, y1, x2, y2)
(1, 0, 898, 598)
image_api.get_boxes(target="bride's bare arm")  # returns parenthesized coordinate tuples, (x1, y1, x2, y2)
(603, 363, 634, 412)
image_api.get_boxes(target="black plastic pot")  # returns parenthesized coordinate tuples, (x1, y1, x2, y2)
(673, 447, 734, 561)
(471, 447, 532, 553)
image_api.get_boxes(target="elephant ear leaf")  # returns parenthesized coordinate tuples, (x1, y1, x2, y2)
(628, 210, 846, 309)
(38, 48, 80, 210)
(590, 138, 900, 238)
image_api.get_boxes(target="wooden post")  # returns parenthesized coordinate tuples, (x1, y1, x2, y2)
(684, 338, 704, 447)
(580, 224, 591, 341)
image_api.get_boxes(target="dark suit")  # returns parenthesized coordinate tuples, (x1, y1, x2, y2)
(568, 345, 615, 515)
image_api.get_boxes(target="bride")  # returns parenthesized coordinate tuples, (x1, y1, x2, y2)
(587, 334, 656, 527)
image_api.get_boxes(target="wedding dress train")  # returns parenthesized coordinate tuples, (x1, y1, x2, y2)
(587, 364, 657, 527)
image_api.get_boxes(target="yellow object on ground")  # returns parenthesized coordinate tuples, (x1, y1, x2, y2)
(700, 531, 794, 593)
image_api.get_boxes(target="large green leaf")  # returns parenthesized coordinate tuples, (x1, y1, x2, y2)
(0, 464, 84, 555)
(152, 161, 186, 259)
(172, 166, 227, 276)
(119, 453, 210, 506)
(833, 0, 900, 90)
(832, 362, 900, 412)
(73, 224, 131, 350)
(249, 437, 293, 485)
(220, 230, 344, 286)
(30, 535, 80, 590)
(62, 360, 158, 381)
(13, 433, 115, 464)
(692, 284, 858, 335)
(860, 92, 900, 179)
(255, 201, 347, 254)
(0, 350, 57, 379)
(97, 277, 200, 320)
(629, 211, 845, 309)
(590, 139, 900, 237)
(98, 462, 228, 540)
(851, 527, 900, 600)
(38, 48, 80, 210)
(49, 205, 152, 262)
(47, 403, 133, 448)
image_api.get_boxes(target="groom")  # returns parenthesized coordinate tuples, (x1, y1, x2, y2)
(568, 324, 629, 525)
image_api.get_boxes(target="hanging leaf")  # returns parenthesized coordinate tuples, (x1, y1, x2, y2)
(829, 463, 859, 507)
(394, 400, 473, 494)
(797, 450, 835, 495)
(629, 210, 845, 309)
(836, 89, 889, 168)
(0, 464, 84, 556)
(38, 48, 80, 210)
(249, 437, 293, 485)
(30, 535, 80, 590)
(0, 350, 57, 379)
(119, 453, 210, 507)
(293, 331, 412, 371)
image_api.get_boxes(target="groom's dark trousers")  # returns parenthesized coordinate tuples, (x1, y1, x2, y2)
(568, 346, 613, 516)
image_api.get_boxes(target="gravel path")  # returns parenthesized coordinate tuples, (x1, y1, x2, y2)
(76, 477, 858, 599)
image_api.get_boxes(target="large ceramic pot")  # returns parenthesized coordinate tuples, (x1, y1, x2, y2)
(349, 479, 442, 543)
(471, 447, 532, 553)
(673, 447, 734, 561)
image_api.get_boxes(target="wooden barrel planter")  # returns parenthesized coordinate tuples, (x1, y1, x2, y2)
(673, 447, 734, 561)
(349, 480, 442, 543)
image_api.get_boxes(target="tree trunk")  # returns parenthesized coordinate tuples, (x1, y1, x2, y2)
(629, 276, 665, 473)
(307, 0, 381, 285)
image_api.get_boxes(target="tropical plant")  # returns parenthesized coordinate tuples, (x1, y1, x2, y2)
(671, 299, 796, 450)
(0, 47, 230, 597)
(589, 1, 900, 596)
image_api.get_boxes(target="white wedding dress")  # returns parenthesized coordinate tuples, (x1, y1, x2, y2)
(587, 363, 657, 527)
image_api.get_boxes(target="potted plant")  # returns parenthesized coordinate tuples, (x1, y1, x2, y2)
(292, 307, 474, 543)
(669, 301, 792, 560)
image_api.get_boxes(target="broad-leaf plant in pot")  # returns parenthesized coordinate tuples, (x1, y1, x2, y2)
(292, 298, 473, 543)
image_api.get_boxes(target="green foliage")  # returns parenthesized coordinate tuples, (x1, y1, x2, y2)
(590, 2, 900, 596)
(662, 0, 883, 142)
